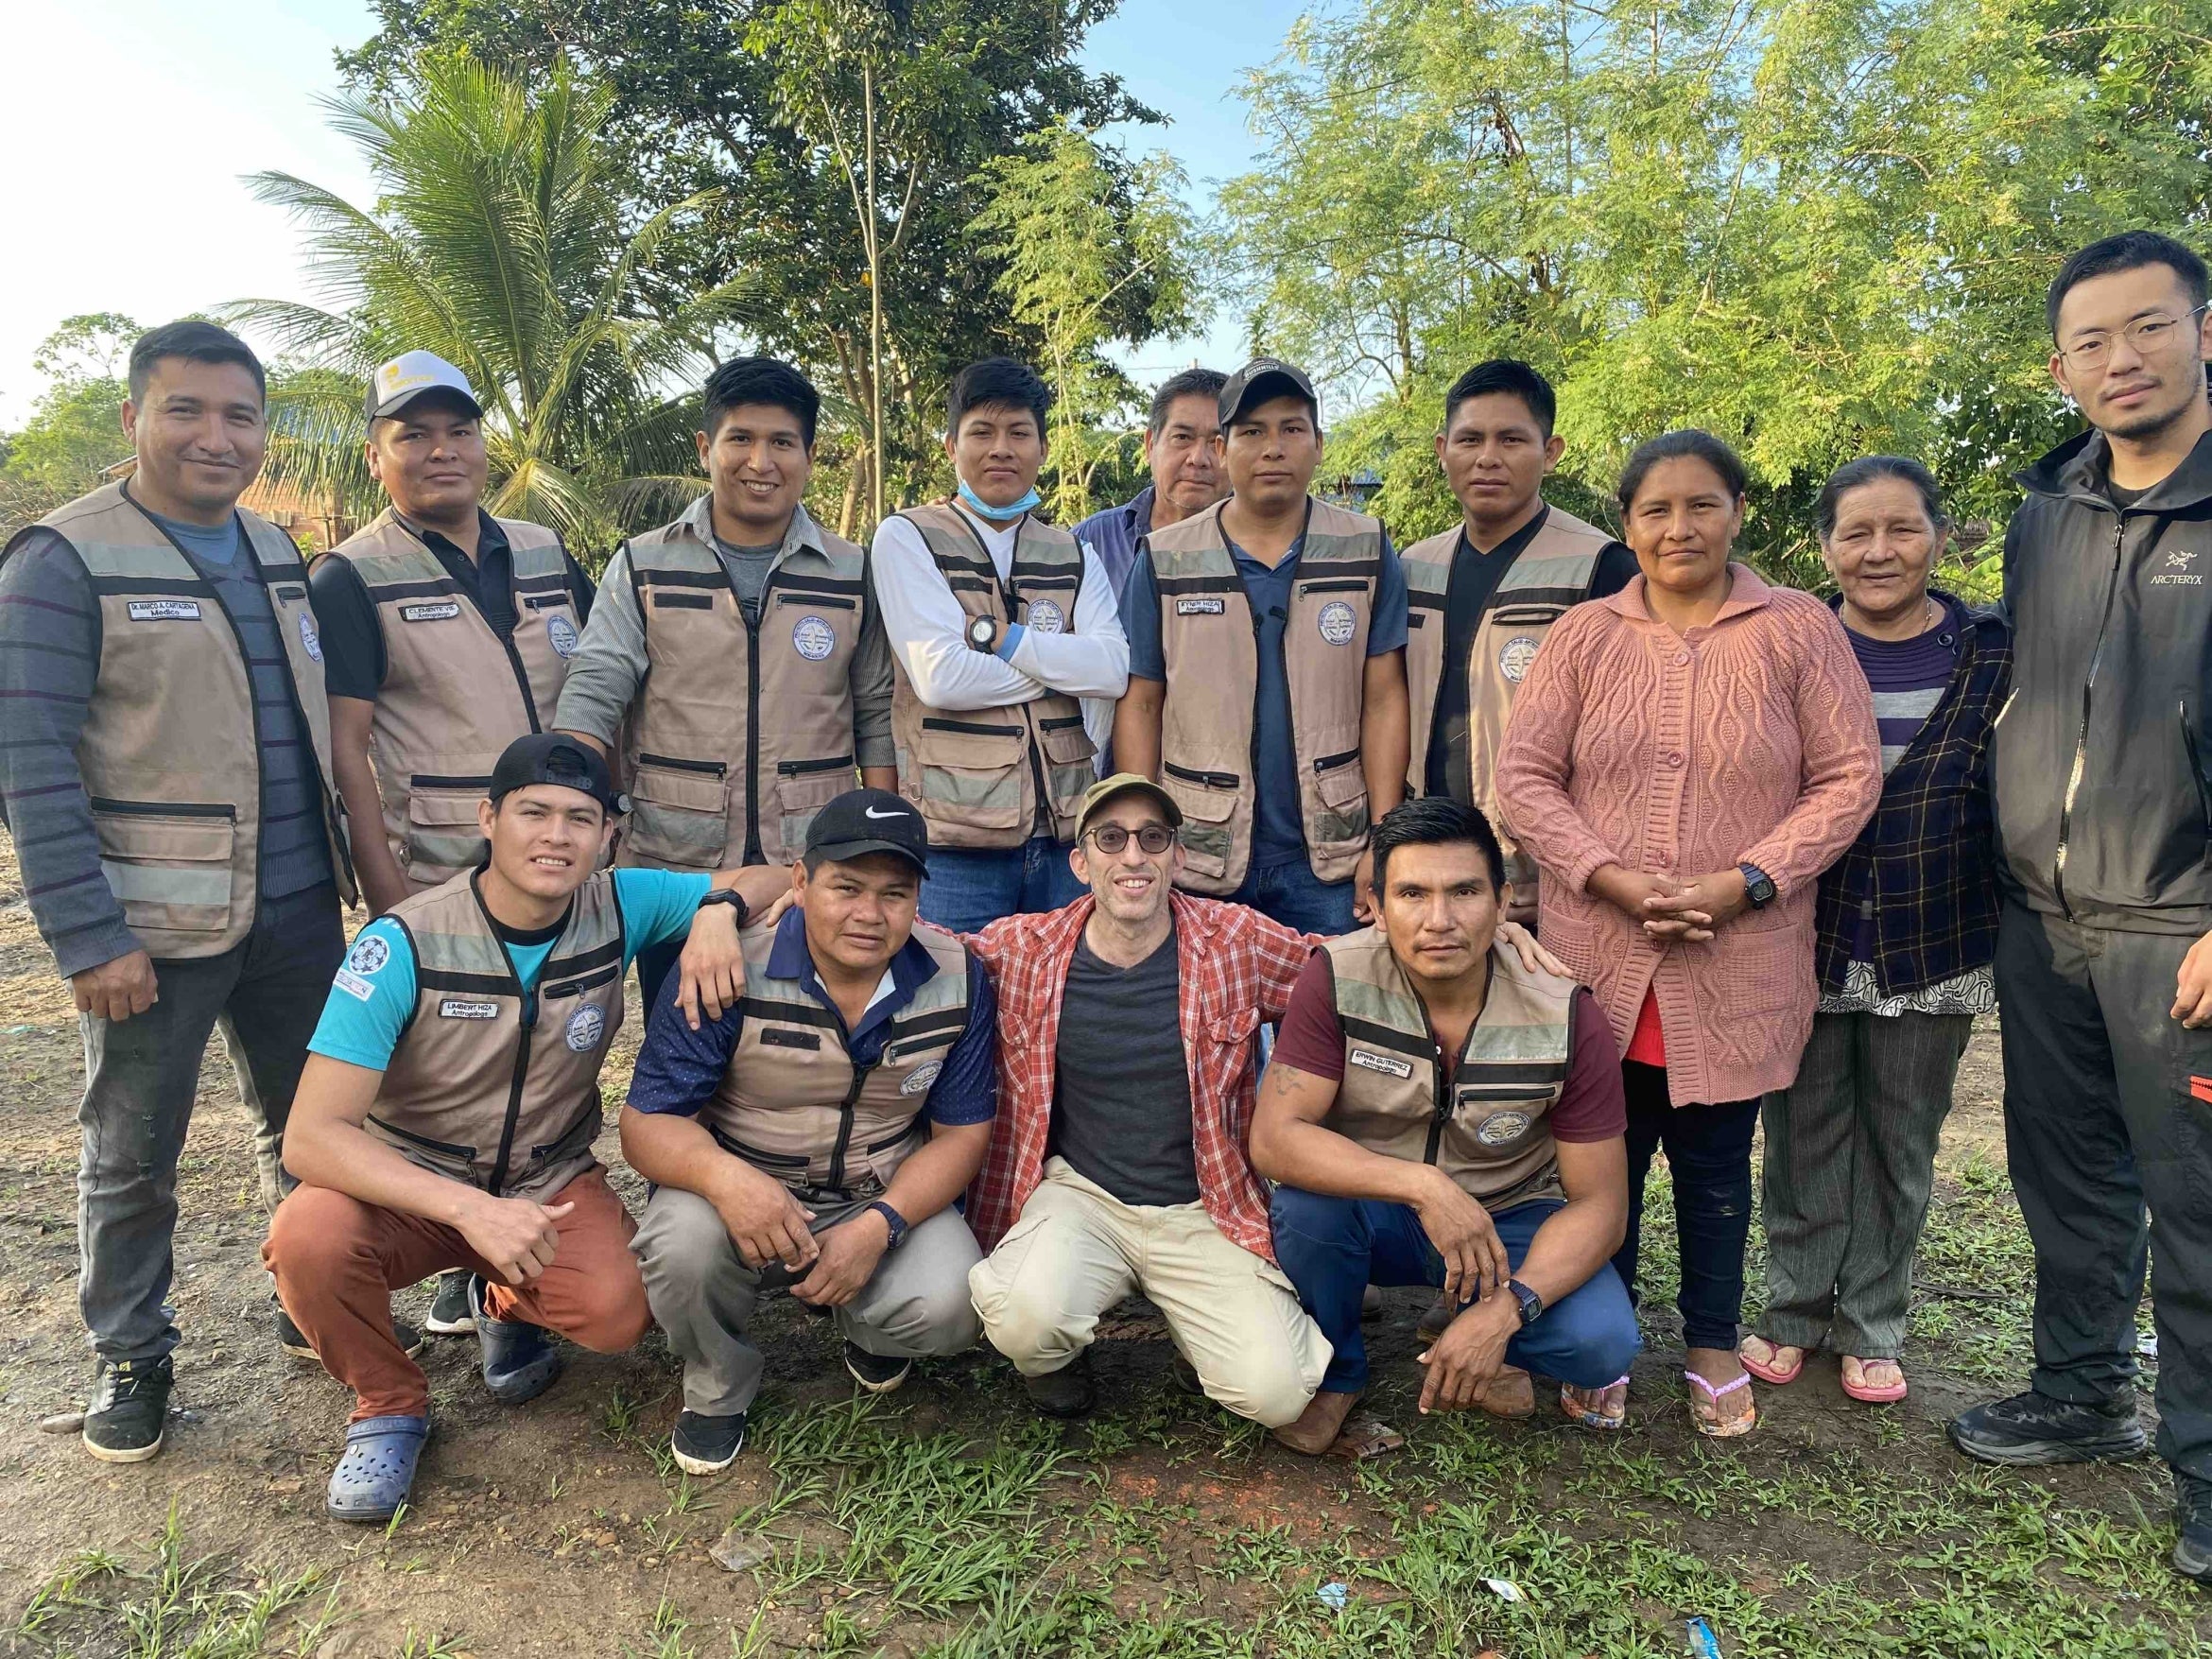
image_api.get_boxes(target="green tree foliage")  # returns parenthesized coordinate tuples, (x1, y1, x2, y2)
(1219, 0, 2212, 591)
(229, 55, 752, 562)
(971, 122, 1204, 522)
(338, 0, 1166, 533)
(0, 314, 140, 536)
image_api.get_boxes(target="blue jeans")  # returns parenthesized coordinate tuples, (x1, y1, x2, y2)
(1618, 1062, 1759, 1352)
(919, 835, 1087, 933)
(1270, 1189, 1642, 1393)
(1231, 857, 1357, 936)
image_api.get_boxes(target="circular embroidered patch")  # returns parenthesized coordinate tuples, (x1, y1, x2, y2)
(298, 611, 323, 663)
(546, 614, 579, 659)
(564, 1004, 606, 1053)
(792, 615, 837, 662)
(1475, 1109, 1534, 1147)
(899, 1060, 944, 1097)
(346, 935, 390, 976)
(1317, 600, 1357, 646)
(1026, 598, 1065, 634)
(1497, 635, 1540, 683)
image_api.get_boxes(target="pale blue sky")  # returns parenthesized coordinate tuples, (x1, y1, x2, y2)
(0, 0, 1313, 424)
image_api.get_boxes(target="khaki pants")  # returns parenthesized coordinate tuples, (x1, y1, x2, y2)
(968, 1158, 1330, 1427)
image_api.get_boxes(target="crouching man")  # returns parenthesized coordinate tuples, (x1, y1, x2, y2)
(622, 790, 994, 1476)
(963, 773, 1333, 1426)
(1252, 798, 1641, 1454)
(267, 735, 787, 1521)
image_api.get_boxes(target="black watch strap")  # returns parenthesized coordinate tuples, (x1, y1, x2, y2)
(868, 1200, 909, 1249)
(697, 888, 749, 927)
(1508, 1278, 1544, 1328)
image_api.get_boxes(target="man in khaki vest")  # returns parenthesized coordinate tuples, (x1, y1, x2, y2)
(311, 350, 598, 1339)
(0, 321, 357, 1463)
(268, 734, 788, 1523)
(556, 355, 894, 1011)
(1252, 798, 1640, 1456)
(622, 790, 994, 1475)
(1400, 361, 1635, 925)
(870, 357, 1130, 931)
(1114, 358, 1409, 934)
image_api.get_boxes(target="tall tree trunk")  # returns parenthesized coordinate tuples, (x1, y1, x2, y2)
(864, 60, 886, 528)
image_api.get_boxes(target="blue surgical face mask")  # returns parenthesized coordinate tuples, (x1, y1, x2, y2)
(957, 478, 1040, 523)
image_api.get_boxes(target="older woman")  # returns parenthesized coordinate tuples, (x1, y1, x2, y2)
(1738, 458, 2011, 1405)
(1495, 431, 1880, 1436)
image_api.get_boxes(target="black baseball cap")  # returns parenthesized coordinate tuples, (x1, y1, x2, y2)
(804, 787, 929, 876)
(489, 734, 623, 815)
(1219, 356, 1319, 427)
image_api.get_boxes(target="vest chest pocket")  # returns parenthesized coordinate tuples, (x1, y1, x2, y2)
(776, 756, 857, 855)
(1308, 752, 1371, 853)
(405, 779, 493, 875)
(89, 799, 235, 935)
(1161, 764, 1239, 881)
(916, 718, 1028, 832)
(629, 757, 733, 870)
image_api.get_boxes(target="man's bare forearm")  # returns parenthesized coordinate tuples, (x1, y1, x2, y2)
(878, 1122, 990, 1226)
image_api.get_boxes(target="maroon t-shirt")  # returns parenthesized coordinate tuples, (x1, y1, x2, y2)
(1272, 952, 1627, 1143)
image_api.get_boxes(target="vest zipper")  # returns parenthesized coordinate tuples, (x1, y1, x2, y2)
(742, 599, 765, 865)
(2053, 510, 2132, 921)
(825, 1063, 875, 1191)
(487, 984, 539, 1198)
(1424, 1038, 1449, 1165)
(947, 510, 1057, 838)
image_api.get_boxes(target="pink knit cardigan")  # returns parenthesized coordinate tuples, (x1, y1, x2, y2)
(1495, 564, 1880, 1107)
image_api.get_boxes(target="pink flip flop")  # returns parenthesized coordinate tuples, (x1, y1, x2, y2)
(1840, 1356, 1908, 1403)
(1685, 1370, 1757, 1437)
(1738, 1334, 1806, 1387)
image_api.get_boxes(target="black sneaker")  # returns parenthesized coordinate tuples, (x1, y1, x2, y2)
(844, 1340, 911, 1394)
(83, 1357, 172, 1463)
(276, 1305, 424, 1361)
(2175, 1473, 2212, 1583)
(1023, 1354, 1095, 1418)
(671, 1410, 748, 1475)
(1950, 1389, 2148, 1465)
(423, 1270, 476, 1336)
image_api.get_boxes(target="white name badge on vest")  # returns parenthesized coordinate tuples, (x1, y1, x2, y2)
(1317, 600, 1357, 646)
(402, 601, 464, 623)
(547, 614, 579, 658)
(299, 612, 323, 661)
(1176, 597, 1224, 616)
(564, 1004, 606, 1052)
(791, 614, 837, 662)
(440, 997, 500, 1020)
(126, 599, 201, 622)
(1026, 598, 1066, 634)
(1348, 1047, 1413, 1080)
(1497, 635, 1540, 683)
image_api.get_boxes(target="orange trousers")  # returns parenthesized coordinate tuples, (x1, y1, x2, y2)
(264, 1166, 650, 1420)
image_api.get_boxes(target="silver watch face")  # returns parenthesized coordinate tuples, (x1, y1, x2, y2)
(969, 618, 994, 644)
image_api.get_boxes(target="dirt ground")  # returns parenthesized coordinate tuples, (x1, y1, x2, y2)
(0, 833, 2199, 1658)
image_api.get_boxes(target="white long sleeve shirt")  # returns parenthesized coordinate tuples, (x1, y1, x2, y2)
(869, 504, 1130, 713)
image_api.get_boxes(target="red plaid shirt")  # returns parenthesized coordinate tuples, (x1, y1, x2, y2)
(963, 891, 1318, 1264)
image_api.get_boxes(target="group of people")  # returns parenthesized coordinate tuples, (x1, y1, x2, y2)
(4, 226, 2211, 1581)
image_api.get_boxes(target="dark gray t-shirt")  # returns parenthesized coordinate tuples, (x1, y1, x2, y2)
(1048, 927, 1200, 1207)
(713, 537, 782, 625)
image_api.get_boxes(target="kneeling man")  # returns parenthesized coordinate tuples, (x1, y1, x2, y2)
(623, 790, 993, 1475)
(269, 736, 786, 1519)
(965, 773, 1333, 1426)
(1253, 798, 1640, 1453)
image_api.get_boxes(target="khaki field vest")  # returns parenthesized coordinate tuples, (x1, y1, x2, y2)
(1401, 506, 1612, 893)
(621, 503, 869, 871)
(889, 503, 1096, 849)
(1322, 928, 1576, 1211)
(700, 919, 973, 1195)
(1145, 497, 1381, 894)
(8, 481, 353, 958)
(366, 870, 627, 1201)
(325, 509, 578, 890)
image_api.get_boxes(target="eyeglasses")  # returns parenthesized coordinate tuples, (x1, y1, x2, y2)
(2057, 302, 2210, 371)
(1083, 823, 1175, 855)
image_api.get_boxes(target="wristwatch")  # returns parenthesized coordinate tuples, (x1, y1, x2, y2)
(965, 615, 1001, 653)
(1737, 863, 1777, 910)
(1507, 1278, 1545, 1329)
(696, 888, 750, 927)
(867, 1200, 910, 1250)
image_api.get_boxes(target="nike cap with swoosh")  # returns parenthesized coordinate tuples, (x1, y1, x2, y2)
(804, 786, 929, 876)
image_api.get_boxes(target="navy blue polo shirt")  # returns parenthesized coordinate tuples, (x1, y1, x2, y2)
(626, 907, 996, 1126)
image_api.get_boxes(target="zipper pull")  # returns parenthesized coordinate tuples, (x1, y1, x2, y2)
(520, 990, 540, 1030)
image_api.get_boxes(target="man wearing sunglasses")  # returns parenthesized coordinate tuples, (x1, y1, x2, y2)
(1956, 229, 2212, 1586)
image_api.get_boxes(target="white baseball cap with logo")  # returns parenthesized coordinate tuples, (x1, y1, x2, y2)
(366, 351, 485, 424)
